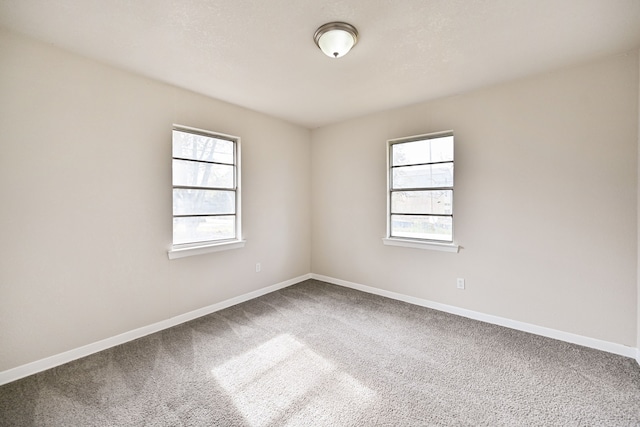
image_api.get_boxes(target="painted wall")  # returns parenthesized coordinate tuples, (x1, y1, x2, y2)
(1, 28, 638, 374)
(0, 29, 311, 371)
(637, 49, 640, 360)
(311, 52, 639, 347)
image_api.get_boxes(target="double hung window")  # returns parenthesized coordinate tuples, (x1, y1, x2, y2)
(171, 126, 241, 252)
(387, 132, 455, 245)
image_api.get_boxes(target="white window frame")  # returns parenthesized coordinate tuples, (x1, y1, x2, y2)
(168, 125, 244, 259)
(383, 131, 459, 253)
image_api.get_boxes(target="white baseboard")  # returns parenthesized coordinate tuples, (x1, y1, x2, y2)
(311, 274, 639, 360)
(0, 274, 312, 386)
(2, 271, 637, 386)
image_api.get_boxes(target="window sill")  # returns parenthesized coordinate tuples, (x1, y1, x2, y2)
(168, 239, 246, 260)
(382, 238, 459, 253)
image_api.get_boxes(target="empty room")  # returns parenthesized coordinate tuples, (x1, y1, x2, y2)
(1, 0, 639, 425)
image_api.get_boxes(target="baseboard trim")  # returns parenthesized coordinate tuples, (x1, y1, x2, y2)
(311, 274, 638, 360)
(0, 273, 312, 386)
(2, 271, 636, 386)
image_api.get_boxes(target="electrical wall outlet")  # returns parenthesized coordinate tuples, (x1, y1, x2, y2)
(456, 278, 465, 290)
(256, 263, 261, 273)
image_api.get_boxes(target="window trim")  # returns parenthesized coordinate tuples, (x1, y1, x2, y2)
(168, 239, 246, 259)
(168, 125, 243, 259)
(385, 130, 459, 253)
(381, 237, 459, 252)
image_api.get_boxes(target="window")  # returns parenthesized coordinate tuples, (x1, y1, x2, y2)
(169, 125, 243, 258)
(385, 131, 457, 251)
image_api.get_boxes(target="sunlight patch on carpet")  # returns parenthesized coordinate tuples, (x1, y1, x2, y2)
(211, 334, 376, 426)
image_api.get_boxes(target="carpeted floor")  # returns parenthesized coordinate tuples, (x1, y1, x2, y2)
(1, 279, 639, 426)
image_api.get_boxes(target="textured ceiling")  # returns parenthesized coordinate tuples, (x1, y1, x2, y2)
(0, 0, 639, 128)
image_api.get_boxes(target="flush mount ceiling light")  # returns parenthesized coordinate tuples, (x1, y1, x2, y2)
(313, 22, 358, 58)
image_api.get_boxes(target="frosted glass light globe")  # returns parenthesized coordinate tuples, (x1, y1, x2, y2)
(318, 29, 356, 58)
(314, 22, 358, 59)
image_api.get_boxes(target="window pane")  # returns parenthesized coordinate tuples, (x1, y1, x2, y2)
(173, 216, 236, 245)
(391, 190, 452, 215)
(172, 130, 234, 164)
(392, 162, 453, 189)
(173, 189, 235, 216)
(173, 159, 234, 189)
(392, 136, 453, 166)
(391, 215, 453, 242)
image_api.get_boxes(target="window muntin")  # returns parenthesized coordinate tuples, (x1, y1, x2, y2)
(391, 190, 452, 215)
(172, 159, 234, 189)
(392, 163, 454, 189)
(172, 189, 236, 216)
(388, 133, 454, 243)
(172, 127, 240, 247)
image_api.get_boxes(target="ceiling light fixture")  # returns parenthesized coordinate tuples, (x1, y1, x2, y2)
(313, 22, 358, 58)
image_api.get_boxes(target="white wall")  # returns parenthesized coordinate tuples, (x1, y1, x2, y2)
(311, 52, 639, 347)
(0, 29, 311, 372)
(637, 48, 640, 360)
(1, 27, 638, 375)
